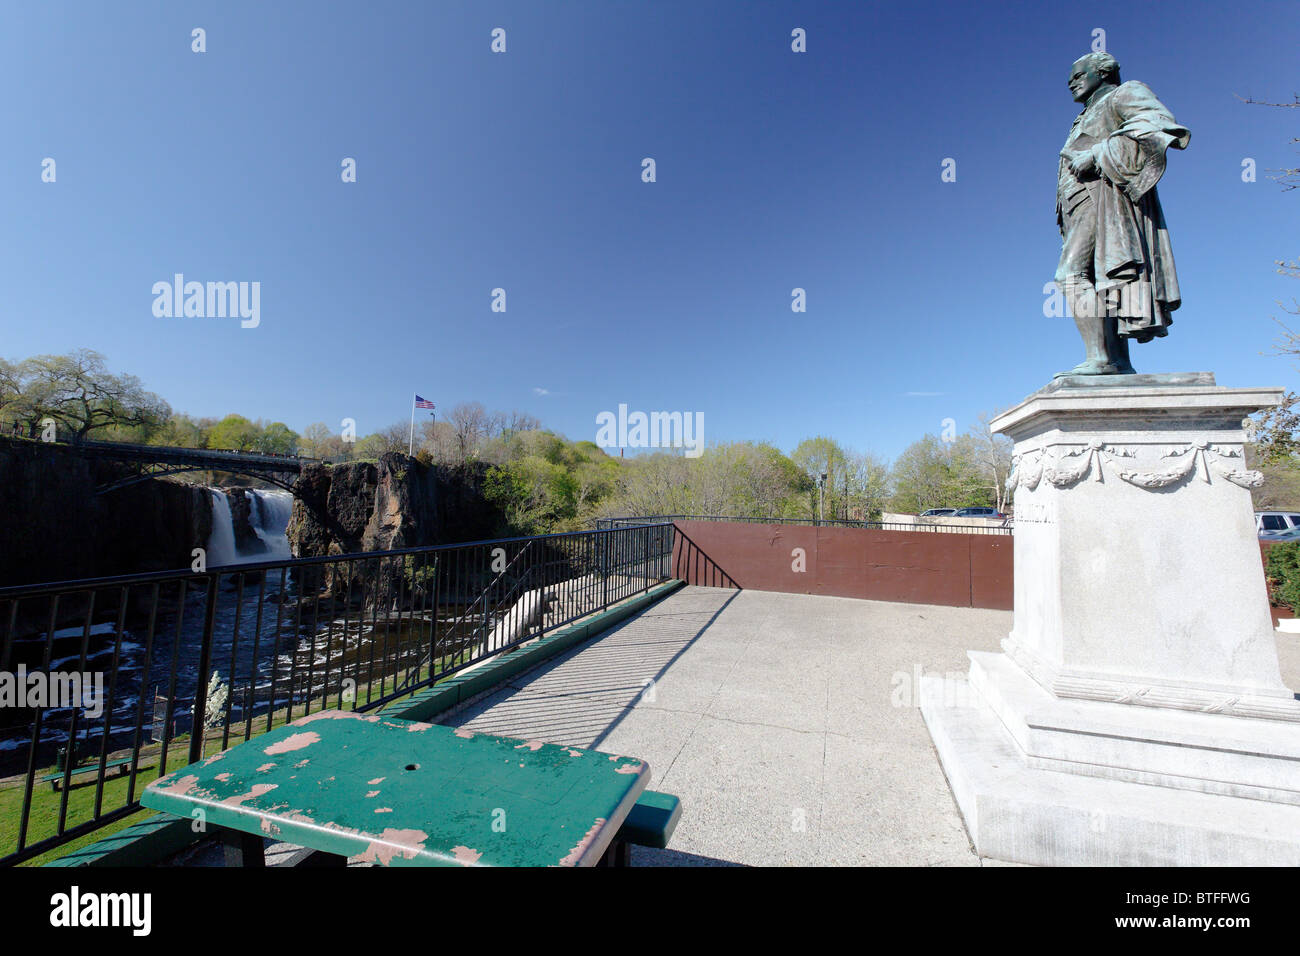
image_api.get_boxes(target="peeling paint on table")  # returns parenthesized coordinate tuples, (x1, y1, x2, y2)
(141, 708, 649, 867)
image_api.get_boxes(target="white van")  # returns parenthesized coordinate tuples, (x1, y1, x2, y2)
(1256, 511, 1300, 535)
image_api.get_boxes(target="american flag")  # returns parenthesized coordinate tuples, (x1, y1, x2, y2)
(414, 395, 435, 410)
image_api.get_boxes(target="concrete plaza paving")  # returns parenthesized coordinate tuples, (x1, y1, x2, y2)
(449, 585, 1300, 867)
(169, 584, 1300, 867)
(443, 586, 1016, 866)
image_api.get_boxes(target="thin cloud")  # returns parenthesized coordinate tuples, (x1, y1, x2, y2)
(533, 387, 551, 396)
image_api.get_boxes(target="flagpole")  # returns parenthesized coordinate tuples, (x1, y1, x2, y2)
(408, 393, 415, 457)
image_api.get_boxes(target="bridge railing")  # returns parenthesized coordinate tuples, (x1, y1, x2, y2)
(0, 433, 321, 467)
(0, 522, 673, 866)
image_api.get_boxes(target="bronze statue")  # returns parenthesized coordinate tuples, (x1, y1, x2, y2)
(1055, 52, 1190, 376)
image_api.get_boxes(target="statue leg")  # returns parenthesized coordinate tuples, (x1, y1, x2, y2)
(1055, 203, 1118, 377)
(1110, 326, 1136, 374)
(1059, 273, 1118, 376)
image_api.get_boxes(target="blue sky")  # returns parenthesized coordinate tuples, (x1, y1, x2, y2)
(3, 0, 1297, 461)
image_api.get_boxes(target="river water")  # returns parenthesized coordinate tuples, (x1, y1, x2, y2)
(0, 488, 489, 776)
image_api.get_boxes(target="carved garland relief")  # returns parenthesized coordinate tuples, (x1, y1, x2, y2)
(1007, 439, 1263, 492)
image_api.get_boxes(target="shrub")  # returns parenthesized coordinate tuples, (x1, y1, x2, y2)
(1264, 540, 1300, 608)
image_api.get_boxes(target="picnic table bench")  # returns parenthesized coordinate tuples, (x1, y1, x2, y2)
(142, 709, 663, 867)
(42, 755, 134, 791)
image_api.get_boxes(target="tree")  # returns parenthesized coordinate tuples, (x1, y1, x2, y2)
(148, 413, 207, 448)
(846, 450, 892, 520)
(207, 414, 261, 451)
(447, 401, 499, 464)
(1246, 394, 1300, 510)
(1239, 93, 1299, 191)
(255, 421, 299, 455)
(0, 358, 21, 420)
(10, 349, 170, 441)
(791, 436, 851, 521)
(594, 441, 810, 523)
(965, 414, 1015, 513)
(500, 410, 542, 437)
(353, 421, 409, 460)
(1240, 92, 1300, 506)
(888, 434, 991, 514)
(417, 419, 459, 463)
(1238, 93, 1299, 367)
(297, 422, 342, 460)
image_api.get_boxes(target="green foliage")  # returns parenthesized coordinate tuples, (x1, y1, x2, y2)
(1265, 541, 1300, 608)
(207, 414, 261, 451)
(888, 432, 1003, 514)
(148, 413, 208, 448)
(403, 555, 438, 594)
(257, 421, 298, 455)
(1249, 392, 1300, 466)
(788, 436, 890, 520)
(599, 442, 814, 522)
(0, 352, 1022, 534)
(0, 349, 170, 441)
(1246, 395, 1300, 512)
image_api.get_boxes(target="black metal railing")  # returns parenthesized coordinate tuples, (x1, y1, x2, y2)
(0, 522, 674, 866)
(595, 514, 1013, 535)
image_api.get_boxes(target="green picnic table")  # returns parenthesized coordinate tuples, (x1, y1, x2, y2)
(141, 710, 649, 867)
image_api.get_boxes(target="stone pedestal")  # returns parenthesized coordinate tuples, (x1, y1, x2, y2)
(921, 376, 1300, 865)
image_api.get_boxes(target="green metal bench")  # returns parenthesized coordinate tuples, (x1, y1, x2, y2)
(44, 812, 197, 867)
(40, 755, 134, 791)
(601, 790, 681, 865)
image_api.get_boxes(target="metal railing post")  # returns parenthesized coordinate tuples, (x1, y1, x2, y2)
(1, 521, 689, 867)
(602, 531, 610, 611)
(188, 573, 219, 765)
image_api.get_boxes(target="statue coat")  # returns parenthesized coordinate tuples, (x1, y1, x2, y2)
(1056, 80, 1191, 342)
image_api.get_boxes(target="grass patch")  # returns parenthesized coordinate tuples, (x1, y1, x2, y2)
(3, 648, 474, 866)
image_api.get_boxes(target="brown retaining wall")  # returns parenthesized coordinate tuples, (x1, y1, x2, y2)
(671, 520, 1014, 610)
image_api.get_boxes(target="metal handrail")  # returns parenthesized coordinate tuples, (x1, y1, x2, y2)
(596, 514, 1013, 534)
(0, 523, 675, 866)
(0, 522, 675, 598)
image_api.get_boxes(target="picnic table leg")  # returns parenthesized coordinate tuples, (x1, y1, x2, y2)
(596, 840, 631, 867)
(220, 828, 266, 867)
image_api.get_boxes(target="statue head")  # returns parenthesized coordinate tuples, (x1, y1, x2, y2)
(1068, 52, 1121, 103)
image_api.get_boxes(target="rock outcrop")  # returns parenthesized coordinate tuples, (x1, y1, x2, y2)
(287, 453, 503, 559)
(0, 437, 212, 587)
(285, 454, 505, 600)
(225, 487, 260, 551)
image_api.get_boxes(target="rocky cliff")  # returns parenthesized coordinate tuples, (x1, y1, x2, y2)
(287, 453, 503, 558)
(0, 438, 213, 587)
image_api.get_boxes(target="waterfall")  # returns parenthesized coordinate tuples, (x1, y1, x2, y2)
(206, 490, 241, 567)
(249, 490, 293, 560)
(205, 488, 294, 566)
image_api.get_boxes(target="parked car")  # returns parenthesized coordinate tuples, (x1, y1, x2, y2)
(1261, 526, 1300, 542)
(919, 508, 957, 518)
(953, 507, 1006, 518)
(1256, 512, 1300, 537)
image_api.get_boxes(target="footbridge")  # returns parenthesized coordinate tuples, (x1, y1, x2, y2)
(1, 436, 321, 494)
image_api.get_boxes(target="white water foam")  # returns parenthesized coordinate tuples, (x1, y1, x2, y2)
(205, 488, 294, 566)
(249, 490, 293, 560)
(206, 489, 241, 566)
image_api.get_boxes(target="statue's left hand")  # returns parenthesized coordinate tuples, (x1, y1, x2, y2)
(1064, 148, 1097, 178)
